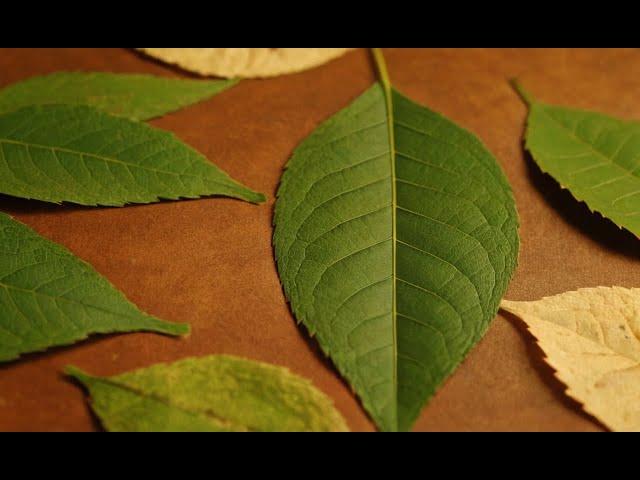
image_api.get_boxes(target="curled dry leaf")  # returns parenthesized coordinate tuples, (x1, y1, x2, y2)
(501, 287, 640, 431)
(138, 48, 353, 78)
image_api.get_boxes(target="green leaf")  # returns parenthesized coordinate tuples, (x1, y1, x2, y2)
(0, 72, 238, 120)
(514, 80, 640, 237)
(0, 212, 188, 362)
(66, 355, 349, 432)
(273, 81, 519, 431)
(0, 104, 265, 206)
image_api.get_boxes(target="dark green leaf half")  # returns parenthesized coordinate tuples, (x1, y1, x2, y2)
(67, 355, 349, 432)
(0, 104, 265, 206)
(0, 212, 188, 362)
(274, 83, 519, 431)
(0, 72, 238, 120)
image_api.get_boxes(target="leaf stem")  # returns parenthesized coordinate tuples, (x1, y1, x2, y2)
(510, 78, 535, 106)
(65, 366, 96, 386)
(372, 48, 392, 93)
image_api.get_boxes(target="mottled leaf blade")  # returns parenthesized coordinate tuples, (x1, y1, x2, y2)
(518, 85, 640, 236)
(501, 287, 640, 432)
(138, 48, 352, 78)
(0, 212, 188, 362)
(0, 72, 238, 120)
(0, 104, 265, 206)
(67, 355, 349, 432)
(274, 83, 519, 431)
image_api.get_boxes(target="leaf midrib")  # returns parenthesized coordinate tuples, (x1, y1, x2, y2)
(86, 374, 257, 432)
(0, 137, 234, 185)
(502, 300, 640, 365)
(0, 280, 158, 327)
(538, 107, 640, 184)
(548, 308, 640, 363)
(373, 48, 399, 430)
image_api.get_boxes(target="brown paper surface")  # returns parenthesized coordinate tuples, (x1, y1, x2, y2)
(0, 48, 638, 432)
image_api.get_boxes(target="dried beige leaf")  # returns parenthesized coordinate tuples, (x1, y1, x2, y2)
(501, 287, 640, 431)
(138, 48, 352, 78)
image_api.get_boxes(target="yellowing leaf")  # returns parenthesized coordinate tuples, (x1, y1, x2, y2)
(501, 287, 640, 431)
(67, 355, 349, 432)
(138, 48, 352, 78)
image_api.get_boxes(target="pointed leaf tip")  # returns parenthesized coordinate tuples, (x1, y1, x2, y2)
(245, 190, 267, 204)
(0, 104, 263, 206)
(150, 319, 190, 337)
(0, 72, 239, 120)
(0, 212, 190, 361)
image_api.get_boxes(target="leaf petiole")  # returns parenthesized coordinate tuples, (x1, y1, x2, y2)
(371, 48, 392, 93)
(510, 78, 536, 106)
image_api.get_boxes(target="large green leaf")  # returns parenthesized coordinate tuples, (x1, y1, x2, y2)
(274, 81, 519, 431)
(67, 355, 349, 432)
(515, 81, 640, 236)
(0, 212, 188, 362)
(0, 72, 238, 120)
(0, 104, 265, 206)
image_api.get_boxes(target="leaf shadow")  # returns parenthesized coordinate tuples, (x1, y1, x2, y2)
(0, 193, 256, 217)
(525, 152, 640, 260)
(62, 369, 105, 432)
(266, 202, 336, 369)
(0, 194, 95, 216)
(0, 332, 132, 373)
(289, 315, 381, 430)
(501, 309, 609, 431)
(0, 334, 135, 432)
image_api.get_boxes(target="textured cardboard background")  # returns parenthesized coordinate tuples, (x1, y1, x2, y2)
(0, 48, 638, 432)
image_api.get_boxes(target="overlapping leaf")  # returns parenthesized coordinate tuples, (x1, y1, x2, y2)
(0, 213, 188, 362)
(274, 82, 519, 431)
(0, 104, 265, 206)
(516, 82, 640, 236)
(502, 287, 640, 431)
(0, 72, 237, 120)
(67, 355, 349, 432)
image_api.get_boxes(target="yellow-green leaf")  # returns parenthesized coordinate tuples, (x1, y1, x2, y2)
(67, 355, 349, 432)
